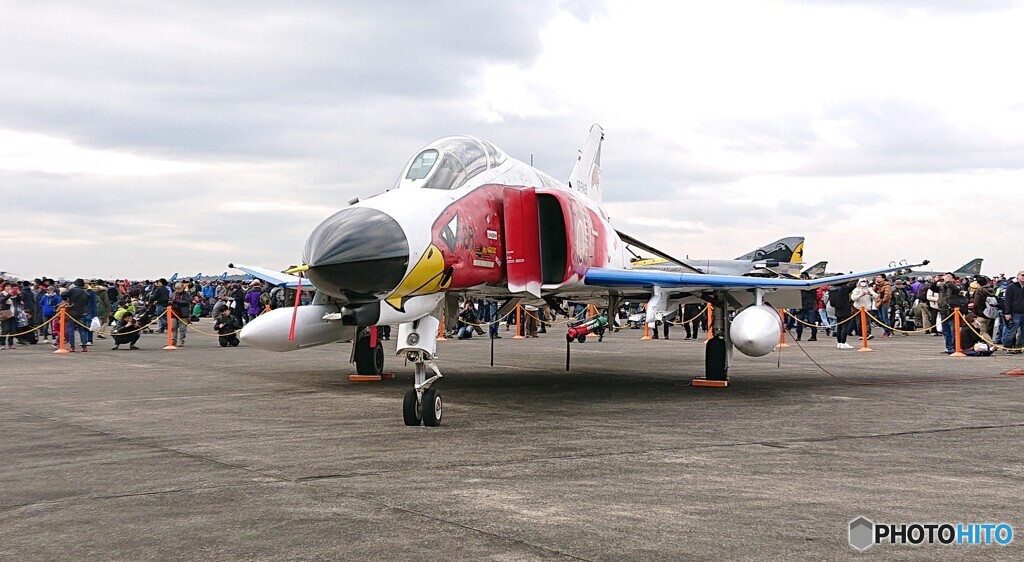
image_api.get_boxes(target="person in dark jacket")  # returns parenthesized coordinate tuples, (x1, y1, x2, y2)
(1002, 271, 1024, 354)
(111, 311, 141, 350)
(936, 273, 966, 354)
(170, 283, 192, 347)
(795, 280, 818, 341)
(0, 283, 17, 349)
(831, 281, 856, 349)
(150, 278, 170, 333)
(213, 307, 240, 347)
(62, 279, 91, 352)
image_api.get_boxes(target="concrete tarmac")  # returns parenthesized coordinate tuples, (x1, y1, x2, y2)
(2, 322, 1023, 560)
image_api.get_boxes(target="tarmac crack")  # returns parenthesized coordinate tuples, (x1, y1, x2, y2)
(0, 482, 268, 514)
(319, 491, 594, 562)
(289, 421, 1024, 482)
(2, 407, 291, 484)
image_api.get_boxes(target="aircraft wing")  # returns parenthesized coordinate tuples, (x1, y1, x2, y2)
(616, 230, 705, 274)
(585, 262, 927, 293)
(228, 263, 309, 289)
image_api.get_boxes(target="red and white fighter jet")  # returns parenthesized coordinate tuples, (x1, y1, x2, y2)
(232, 124, 923, 426)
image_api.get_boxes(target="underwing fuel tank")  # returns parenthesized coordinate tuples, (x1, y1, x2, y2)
(240, 305, 356, 352)
(729, 304, 783, 357)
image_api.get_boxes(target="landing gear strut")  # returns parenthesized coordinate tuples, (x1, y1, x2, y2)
(696, 293, 733, 386)
(397, 316, 444, 426)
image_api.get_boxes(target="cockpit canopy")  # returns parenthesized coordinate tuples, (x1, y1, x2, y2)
(395, 136, 508, 190)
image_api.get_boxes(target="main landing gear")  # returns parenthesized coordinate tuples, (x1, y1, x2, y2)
(397, 315, 444, 426)
(352, 327, 384, 377)
(695, 294, 733, 387)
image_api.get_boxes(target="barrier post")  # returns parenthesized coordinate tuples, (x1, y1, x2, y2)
(950, 309, 967, 357)
(437, 313, 447, 342)
(857, 307, 873, 352)
(777, 308, 790, 348)
(706, 304, 714, 341)
(513, 304, 525, 339)
(163, 308, 177, 350)
(53, 308, 70, 354)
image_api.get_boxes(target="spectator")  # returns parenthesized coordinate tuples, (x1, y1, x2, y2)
(683, 303, 704, 340)
(37, 285, 61, 342)
(214, 307, 240, 347)
(850, 279, 877, 338)
(456, 302, 477, 339)
(917, 278, 935, 334)
(244, 281, 263, 323)
(972, 276, 997, 338)
(816, 285, 832, 337)
(873, 274, 893, 338)
(0, 282, 17, 349)
(830, 280, 856, 349)
(110, 311, 141, 350)
(1002, 270, 1024, 355)
(960, 313, 994, 356)
(150, 278, 170, 333)
(795, 281, 818, 342)
(62, 279, 91, 352)
(170, 283, 192, 347)
(93, 280, 111, 339)
(937, 272, 967, 355)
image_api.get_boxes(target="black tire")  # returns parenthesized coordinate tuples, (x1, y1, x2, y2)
(576, 334, 587, 343)
(422, 388, 442, 427)
(355, 332, 384, 376)
(403, 388, 421, 426)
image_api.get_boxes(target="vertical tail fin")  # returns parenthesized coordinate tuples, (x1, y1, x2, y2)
(955, 258, 983, 275)
(734, 237, 805, 263)
(802, 261, 828, 278)
(567, 124, 604, 203)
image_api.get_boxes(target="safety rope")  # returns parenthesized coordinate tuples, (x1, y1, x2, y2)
(663, 305, 710, 326)
(781, 325, 1019, 386)
(520, 307, 589, 325)
(960, 314, 1024, 352)
(65, 310, 162, 336)
(781, 309, 862, 329)
(0, 315, 55, 337)
(861, 309, 954, 335)
(171, 310, 242, 337)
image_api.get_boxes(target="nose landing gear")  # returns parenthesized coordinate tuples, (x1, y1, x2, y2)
(397, 316, 444, 427)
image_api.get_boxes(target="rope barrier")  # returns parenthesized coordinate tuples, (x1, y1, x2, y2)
(663, 305, 710, 326)
(171, 310, 242, 337)
(959, 312, 1024, 352)
(781, 324, 1020, 386)
(64, 310, 163, 336)
(0, 315, 56, 337)
(781, 309, 860, 329)
(862, 309, 953, 335)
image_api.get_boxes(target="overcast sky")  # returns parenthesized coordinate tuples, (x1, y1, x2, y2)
(2, 0, 1022, 280)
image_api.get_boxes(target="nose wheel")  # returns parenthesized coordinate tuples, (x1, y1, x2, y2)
(402, 358, 443, 426)
(397, 316, 444, 427)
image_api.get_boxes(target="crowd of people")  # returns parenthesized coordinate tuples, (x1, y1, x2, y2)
(2, 270, 1022, 357)
(783, 271, 1024, 356)
(0, 276, 307, 352)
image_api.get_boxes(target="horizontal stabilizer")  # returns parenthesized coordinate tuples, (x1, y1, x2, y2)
(228, 263, 312, 290)
(617, 230, 704, 275)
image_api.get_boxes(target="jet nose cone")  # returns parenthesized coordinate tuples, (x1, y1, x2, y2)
(303, 207, 409, 300)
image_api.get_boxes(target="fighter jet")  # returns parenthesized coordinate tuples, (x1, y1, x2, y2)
(902, 258, 983, 280)
(629, 237, 805, 277)
(233, 124, 922, 427)
(801, 261, 828, 279)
